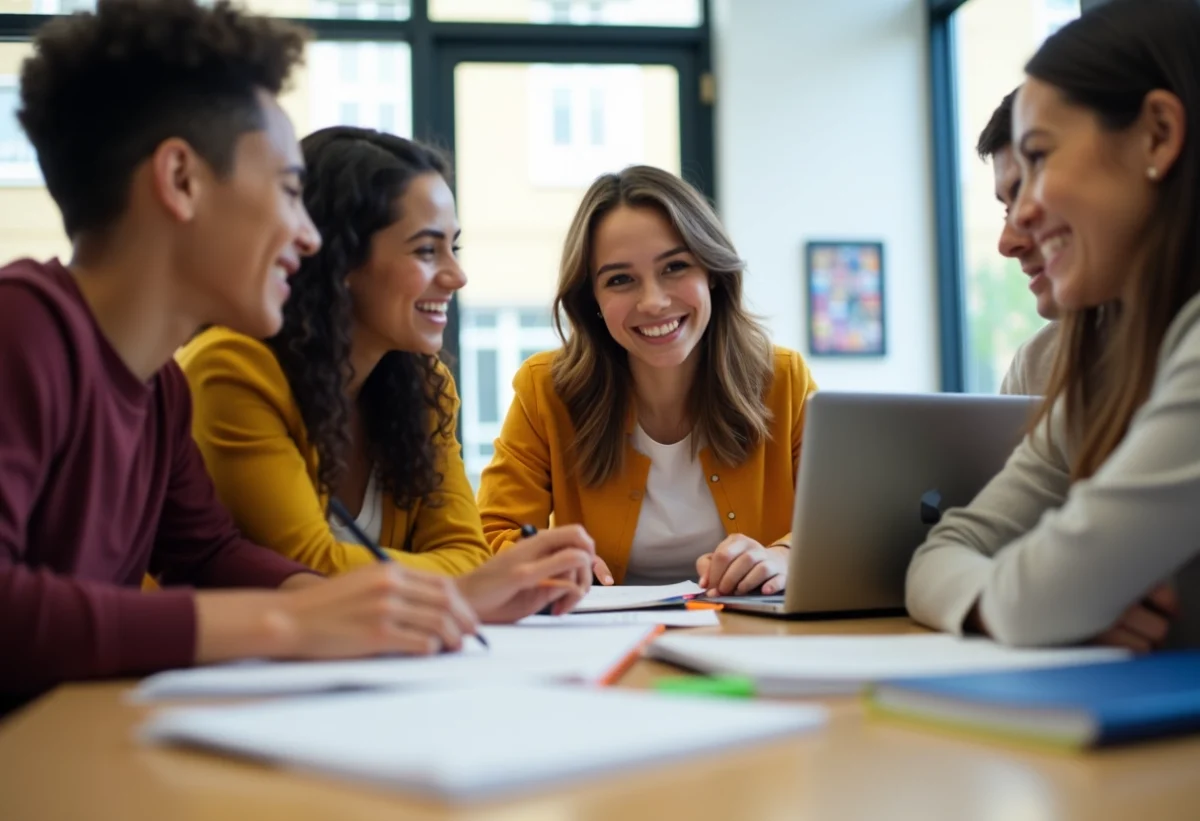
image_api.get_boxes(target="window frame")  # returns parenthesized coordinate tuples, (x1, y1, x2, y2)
(0, 0, 713, 400)
(927, 0, 1106, 392)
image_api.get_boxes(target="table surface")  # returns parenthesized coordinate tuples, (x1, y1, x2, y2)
(2, 612, 1197, 821)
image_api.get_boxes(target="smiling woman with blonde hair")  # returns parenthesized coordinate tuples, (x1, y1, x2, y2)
(478, 165, 817, 594)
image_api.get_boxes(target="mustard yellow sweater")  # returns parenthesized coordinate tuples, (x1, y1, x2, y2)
(177, 328, 491, 577)
(477, 347, 817, 583)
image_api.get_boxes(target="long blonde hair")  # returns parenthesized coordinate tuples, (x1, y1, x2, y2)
(1025, 0, 1200, 481)
(551, 166, 774, 487)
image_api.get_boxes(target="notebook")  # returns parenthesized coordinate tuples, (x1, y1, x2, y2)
(518, 609, 719, 628)
(134, 625, 660, 701)
(573, 581, 704, 613)
(646, 634, 1129, 696)
(869, 651, 1200, 749)
(139, 684, 828, 802)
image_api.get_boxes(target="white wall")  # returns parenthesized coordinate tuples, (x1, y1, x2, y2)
(712, 0, 940, 392)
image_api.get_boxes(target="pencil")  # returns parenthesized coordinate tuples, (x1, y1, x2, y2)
(328, 497, 391, 563)
(537, 578, 579, 590)
(329, 496, 489, 650)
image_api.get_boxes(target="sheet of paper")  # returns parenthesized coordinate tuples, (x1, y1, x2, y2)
(139, 684, 827, 802)
(133, 625, 658, 701)
(518, 609, 719, 628)
(573, 581, 704, 613)
(648, 633, 1130, 696)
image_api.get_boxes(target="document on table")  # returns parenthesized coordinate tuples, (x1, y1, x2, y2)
(646, 633, 1130, 696)
(573, 581, 704, 613)
(133, 625, 659, 701)
(518, 609, 719, 628)
(140, 684, 829, 802)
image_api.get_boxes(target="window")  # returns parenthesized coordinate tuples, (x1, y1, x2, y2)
(339, 46, 358, 83)
(526, 63, 671, 187)
(308, 42, 413, 136)
(432, 0, 702, 26)
(459, 307, 563, 488)
(552, 88, 572, 146)
(588, 87, 606, 146)
(0, 81, 39, 185)
(950, 0, 1081, 393)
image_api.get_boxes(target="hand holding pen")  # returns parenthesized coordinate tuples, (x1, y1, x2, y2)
(329, 496, 489, 650)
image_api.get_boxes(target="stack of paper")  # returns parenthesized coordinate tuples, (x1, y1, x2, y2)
(573, 581, 703, 613)
(140, 684, 828, 801)
(134, 625, 659, 701)
(647, 633, 1129, 696)
(518, 609, 719, 628)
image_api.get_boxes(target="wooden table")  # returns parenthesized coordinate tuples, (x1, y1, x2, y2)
(2, 613, 1198, 821)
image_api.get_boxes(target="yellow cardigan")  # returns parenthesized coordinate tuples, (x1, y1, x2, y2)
(176, 327, 491, 577)
(477, 347, 817, 582)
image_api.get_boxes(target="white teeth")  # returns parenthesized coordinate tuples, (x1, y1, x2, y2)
(1041, 234, 1068, 260)
(637, 318, 681, 338)
(416, 301, 449, 314)
(271, 266, 288, 282)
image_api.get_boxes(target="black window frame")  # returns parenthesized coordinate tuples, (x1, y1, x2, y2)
(0, 0, 714, 382)
(927, 0, 1106, 393)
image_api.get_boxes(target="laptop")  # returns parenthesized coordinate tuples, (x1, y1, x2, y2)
(711, 391, 1040, 617)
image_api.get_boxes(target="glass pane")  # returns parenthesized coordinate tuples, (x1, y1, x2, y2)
(453, 62, 680, 484)
(476, 349, 500, 424)
(2, 0, 412, 19)
(0, 40, 410, 275)
(954, 0, 1080, 393)
(430, 0, 701, 26)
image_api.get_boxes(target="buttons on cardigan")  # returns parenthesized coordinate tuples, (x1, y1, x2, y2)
(727, 511, 736, 520)
(710, 474, 719, 482)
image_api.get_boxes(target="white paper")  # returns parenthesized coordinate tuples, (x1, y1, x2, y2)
(573, 581, 704, 613)
(139, 684, 827, 801)
(133, 625, 658, 701)
(647, 633, 1130, 696)
(518, 609, 720, 628)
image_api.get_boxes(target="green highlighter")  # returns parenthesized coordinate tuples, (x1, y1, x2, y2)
(654, 675, 756, 699)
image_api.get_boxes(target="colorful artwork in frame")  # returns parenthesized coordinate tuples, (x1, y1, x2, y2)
(805, 240, 886, 357)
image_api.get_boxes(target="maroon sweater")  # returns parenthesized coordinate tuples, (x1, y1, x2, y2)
(0, 259, 309, 704)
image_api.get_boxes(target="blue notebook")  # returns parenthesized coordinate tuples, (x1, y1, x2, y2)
(868, 651, 1200, 749)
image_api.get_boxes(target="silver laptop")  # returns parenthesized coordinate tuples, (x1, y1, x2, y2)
(712, 391, 1039, 617)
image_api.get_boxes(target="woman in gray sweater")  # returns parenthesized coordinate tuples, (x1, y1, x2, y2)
(907, 0, 1200, 652)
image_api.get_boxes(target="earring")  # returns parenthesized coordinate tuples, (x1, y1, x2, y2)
(596, 311, 603, 318)
(1147, 166, 1160, 181)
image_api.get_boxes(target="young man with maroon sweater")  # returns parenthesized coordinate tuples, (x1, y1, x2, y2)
(0, 0, 497, 714)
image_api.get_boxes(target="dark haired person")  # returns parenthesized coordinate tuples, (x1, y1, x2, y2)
(477, 166, 817, 596)
(0, 0, 503, 713)
(907, 0, 1200, 652)
(977, 88, 1060, 396)
(179, 127, 594, 623)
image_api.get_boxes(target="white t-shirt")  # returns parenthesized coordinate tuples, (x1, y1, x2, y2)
(328, 470, 384, 545)
(623, 424, 727, 585)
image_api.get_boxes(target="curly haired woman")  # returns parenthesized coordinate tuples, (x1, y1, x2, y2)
(179, 127, 594, 624)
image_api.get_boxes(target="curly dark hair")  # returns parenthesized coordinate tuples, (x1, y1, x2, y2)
(266, 126, 456, 508)
(18, 0, 308, 239)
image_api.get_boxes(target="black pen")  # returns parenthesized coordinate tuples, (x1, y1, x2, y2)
(329, 496, 489, 650)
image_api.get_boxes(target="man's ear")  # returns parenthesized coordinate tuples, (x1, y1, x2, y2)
(149, 138, 205, 223)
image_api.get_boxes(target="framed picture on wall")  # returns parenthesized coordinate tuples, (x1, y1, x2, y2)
(805, 240, 886, 357)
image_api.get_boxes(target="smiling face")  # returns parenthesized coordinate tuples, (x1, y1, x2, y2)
(346, 172, 465, 356)
(591, 204, 712, 374)
(187, 90, 321, 338)
(992, 146, 1056, 320)
(1011, 78, 1163, 310)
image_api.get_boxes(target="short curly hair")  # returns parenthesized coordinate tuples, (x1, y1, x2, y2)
(18, 0, 309, 238)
